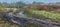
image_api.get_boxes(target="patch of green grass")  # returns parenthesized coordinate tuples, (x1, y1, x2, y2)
(24, 9, 60, 23)
(0, 8, 19, 12)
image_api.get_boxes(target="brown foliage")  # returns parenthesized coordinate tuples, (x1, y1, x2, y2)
(24, 5, 60, 13)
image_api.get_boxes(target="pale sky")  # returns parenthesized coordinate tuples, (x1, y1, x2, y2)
(0, 0, 60, 3)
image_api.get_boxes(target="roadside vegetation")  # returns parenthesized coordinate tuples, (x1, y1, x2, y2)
(0, 1, 60, 27)
(24, 9, 60, 23)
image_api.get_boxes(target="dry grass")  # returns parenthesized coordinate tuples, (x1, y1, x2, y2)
(0, 18, 20, 27)
(0, 8, 20, 27)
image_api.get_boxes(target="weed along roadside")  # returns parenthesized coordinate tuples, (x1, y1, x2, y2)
(2, 9, 60, 27)
(1, 0, 60, 27)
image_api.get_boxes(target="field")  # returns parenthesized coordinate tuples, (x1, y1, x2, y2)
(0, 8, 20, 27)
(0, 8, 60, 27)
(0, 0, 60, 27)
(24, 9, 60, 23)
